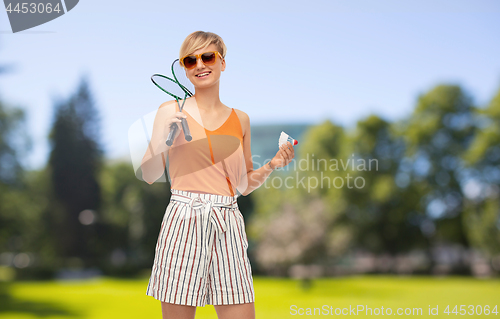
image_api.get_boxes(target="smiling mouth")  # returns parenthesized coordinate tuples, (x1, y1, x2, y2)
(196, 72, 211, 78)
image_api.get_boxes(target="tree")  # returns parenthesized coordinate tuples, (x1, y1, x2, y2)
(0, 98, 30, 187)
(398, 84, 477, 274)
(98, 160, 171, 273)
(462, 85, 500, 257)
(252, 120, 350, 274)
(47, 77, 104, 266)
(343, 114, 426, 255)
(0, 97, 32, 265)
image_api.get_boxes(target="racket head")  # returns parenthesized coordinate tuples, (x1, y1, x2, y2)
(171, 59, 194, 97)
(151, 73, 188, 101)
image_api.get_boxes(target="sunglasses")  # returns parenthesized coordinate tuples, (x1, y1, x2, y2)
(180, 51, 223, 70)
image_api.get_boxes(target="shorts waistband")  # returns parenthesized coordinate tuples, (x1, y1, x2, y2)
(170, 189, 238, 208)
(169, 189, 238, 239)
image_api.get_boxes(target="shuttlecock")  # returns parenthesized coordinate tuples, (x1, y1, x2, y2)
(279, 131, 298, 147)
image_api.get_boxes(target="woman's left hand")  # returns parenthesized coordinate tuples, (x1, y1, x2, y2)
(270, 141, 295, 169)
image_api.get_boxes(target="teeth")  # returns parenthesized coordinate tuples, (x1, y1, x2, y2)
(197, 72, 210, 77)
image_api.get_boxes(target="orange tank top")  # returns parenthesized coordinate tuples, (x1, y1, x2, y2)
(167, 103, 245, 197)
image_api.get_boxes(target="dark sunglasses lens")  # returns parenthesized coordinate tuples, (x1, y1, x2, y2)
(201, 52, 216, 65)
(183, 56, 197, 69)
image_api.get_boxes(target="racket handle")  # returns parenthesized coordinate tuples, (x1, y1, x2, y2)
(180, 118, 192, 142)
(166, 124, 178, 146)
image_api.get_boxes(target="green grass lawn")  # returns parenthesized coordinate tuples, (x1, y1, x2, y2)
(0, 275, 499, 318)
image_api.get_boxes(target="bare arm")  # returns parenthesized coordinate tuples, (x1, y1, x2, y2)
(238, 111, 295, 196)
(141, 101, 186, 184)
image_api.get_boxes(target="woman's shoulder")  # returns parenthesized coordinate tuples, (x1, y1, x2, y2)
(151, 100, 178, 122)
(159, 99, 178, 110)
(233, 108, 249, 123)
(233, 108, 250, 136)
(155, 100, 179, 117)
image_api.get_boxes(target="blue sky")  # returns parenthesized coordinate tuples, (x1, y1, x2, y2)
(0, 0, 499, 170)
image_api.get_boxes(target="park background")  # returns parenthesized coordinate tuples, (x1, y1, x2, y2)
(1, 0, 500, 318)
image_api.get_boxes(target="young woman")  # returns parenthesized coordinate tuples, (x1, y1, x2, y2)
(141, 31, 294, 319)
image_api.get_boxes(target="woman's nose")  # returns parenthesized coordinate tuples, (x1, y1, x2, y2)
(196, 57, 205, 68)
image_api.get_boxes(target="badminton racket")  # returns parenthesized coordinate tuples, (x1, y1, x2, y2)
(151, 59, 193, 146)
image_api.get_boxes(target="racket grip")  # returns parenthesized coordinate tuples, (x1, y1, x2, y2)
(166, 124, 178, 146)
(180, 118, 192, 142)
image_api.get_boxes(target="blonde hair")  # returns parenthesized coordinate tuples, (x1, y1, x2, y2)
(179, 31, 227, 61)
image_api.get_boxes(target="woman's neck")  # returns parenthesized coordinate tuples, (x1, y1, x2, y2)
(193, 83, 222, 112)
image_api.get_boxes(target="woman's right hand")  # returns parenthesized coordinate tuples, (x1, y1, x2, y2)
(270, 142, 295, 169)
(165, 111, 187, 140)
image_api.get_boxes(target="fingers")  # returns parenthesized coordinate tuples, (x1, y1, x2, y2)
(176, 112, 187, 119)
(174, 112, 187, 123)
(276, 142, 295, 168)
(280, 142, 294, 159)
(168, 112, 187, 129)
(289, 142, 295, 158)
(271, 142, 295, 169)
(286, 142, 294, 161)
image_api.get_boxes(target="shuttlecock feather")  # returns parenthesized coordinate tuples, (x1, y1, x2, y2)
(279, 131, 298, 147)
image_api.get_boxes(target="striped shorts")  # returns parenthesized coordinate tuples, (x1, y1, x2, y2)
(146, 189, 255, 307)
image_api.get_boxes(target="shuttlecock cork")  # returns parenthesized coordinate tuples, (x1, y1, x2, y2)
(279, 131, 298, 147)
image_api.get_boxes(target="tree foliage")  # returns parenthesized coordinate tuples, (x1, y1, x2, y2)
(462, 87, 500, 256)
(47, 77, 104, 265)
(250, 83, 500, 275)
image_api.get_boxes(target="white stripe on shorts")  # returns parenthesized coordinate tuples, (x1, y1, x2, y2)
(146, 189, 255, 306)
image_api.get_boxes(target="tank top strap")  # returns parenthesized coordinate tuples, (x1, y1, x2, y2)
(211, 108, 243, 145)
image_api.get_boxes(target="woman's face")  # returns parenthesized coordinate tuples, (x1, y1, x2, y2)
(183, 44, 225, 89)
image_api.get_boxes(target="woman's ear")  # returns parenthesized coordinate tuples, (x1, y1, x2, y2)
(221, 58, 226, 72)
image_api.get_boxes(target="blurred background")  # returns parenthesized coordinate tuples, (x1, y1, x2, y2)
(1, 0, 500, 318)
